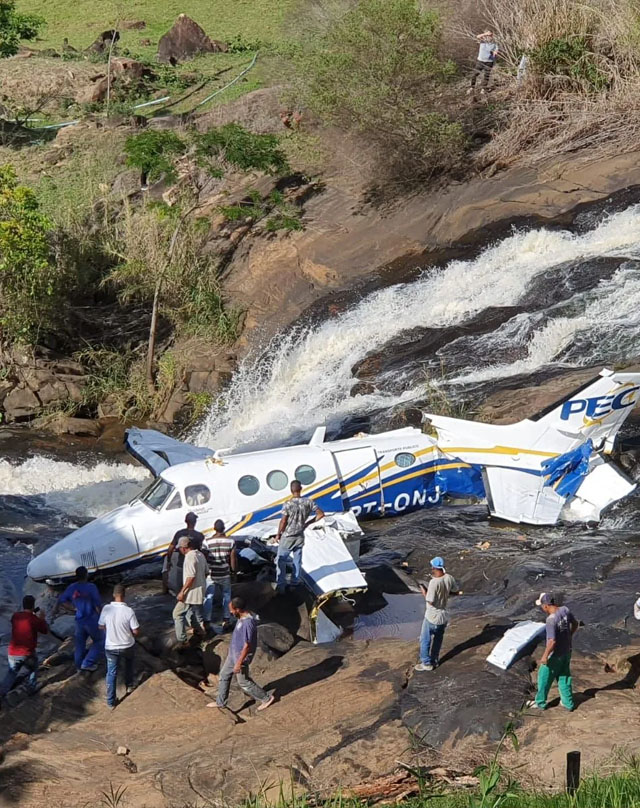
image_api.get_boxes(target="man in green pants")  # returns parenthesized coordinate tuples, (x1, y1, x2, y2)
(527, 592, 578, 711)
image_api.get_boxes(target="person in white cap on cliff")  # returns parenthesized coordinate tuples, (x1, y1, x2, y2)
(526, 592, 578, 711)
(415, 556, 461, 672)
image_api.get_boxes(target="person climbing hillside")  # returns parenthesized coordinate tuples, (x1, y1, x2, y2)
(468, 30, 499, 94)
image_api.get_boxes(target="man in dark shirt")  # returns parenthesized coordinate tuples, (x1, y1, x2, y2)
(527, 592, 578, 711)
(163, 512, 205, 594)
(55, 566, 103, 672)
(0, 595, 49, 702)
(207, 596, 274, 719)
(203, 520, 237, 630)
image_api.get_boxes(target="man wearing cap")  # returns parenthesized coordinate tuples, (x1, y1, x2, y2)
(173, 535, 208, 647)
(415, 556, 460, 672)
(527, 593, 578, 711)
(163, 512, 205, 594)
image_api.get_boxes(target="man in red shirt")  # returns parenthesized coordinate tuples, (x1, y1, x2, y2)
(0, 595, 49, 703)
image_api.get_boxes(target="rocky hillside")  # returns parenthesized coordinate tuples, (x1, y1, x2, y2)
(2, 0, 640, 433)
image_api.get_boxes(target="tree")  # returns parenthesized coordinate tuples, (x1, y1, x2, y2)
(111, 125, 291, 394)
(0, 1, 44, 58)
(124, 130, 186, 185)
(0, 166, 60, 343)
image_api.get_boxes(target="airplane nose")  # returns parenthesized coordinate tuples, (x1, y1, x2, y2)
(26, 554, 52, 582)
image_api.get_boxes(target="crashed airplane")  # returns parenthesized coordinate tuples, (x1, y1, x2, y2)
(27, 368, 640, 588)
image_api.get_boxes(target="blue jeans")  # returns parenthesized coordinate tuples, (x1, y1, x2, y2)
(75, 617, 104, 670)
(276, 546, 302, 590)
(0, 654, 38, 698)
(420, 619, 447, 666)
(105, 647, 135, 707)
(203, 577, 232, 622)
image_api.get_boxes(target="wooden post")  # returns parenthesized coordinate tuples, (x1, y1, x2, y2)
(566, 750, 581, 794)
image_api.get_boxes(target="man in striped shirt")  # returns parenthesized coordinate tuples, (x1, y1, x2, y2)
(203, 520, 237, 631)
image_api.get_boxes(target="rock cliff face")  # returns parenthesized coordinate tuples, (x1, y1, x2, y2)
(220, 149, 640, 350)
(0, 346, 86, 422)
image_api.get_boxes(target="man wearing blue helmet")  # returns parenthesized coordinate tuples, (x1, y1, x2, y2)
(415, 556, 461, 672)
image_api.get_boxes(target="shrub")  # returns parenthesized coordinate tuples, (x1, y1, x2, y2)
(193, 123, 289, 174)
(530, 35, 608, 92)
(0, 166, 62, 343)
(0, 1, 44, 58)
(292, 0, 465, 182)
(124, 130, 186, 183)
(105, 203, 239, 344)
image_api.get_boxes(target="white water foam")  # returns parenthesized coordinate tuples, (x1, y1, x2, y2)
(447, 264, 640, 385)
(0, 457, 149, 519)
(196, 206, 640, 448)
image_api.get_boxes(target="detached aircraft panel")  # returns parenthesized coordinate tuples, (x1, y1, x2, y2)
(482, 467, 565, 525)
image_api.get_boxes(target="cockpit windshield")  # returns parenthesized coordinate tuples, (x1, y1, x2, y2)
(138, 478, 175, 511)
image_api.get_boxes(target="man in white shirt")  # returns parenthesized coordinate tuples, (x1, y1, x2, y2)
(98, 584, 140, 709)
(173, 535, 207, 647)
(469, 31, 499, 93)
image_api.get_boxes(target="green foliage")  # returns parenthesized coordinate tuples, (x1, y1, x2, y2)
(530, 36, 608, 92)
(469, 724, 519, 808)
(193, 123, 289, 175)
(227, 33, 264, 53)
(74, 346, 134, 414)
(0, 165, 62, 343)
(218, 188, 303, 232)
(0, 0, 44, 57)
(124, 130, 186, 183)
(292, 0, 465, 181)
(106, 202, 240, 344)
(185, 390, 214, 423)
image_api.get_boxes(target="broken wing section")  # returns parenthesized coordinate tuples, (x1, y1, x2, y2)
(125, 427, 214, 476)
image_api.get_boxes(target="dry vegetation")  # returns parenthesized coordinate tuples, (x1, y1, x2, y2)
(458, 0, 640, 167)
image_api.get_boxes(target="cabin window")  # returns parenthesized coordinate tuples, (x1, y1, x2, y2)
(267, 470, 288, 491)
(238, 475, 260, 496)
(185, 484, 211, 506)
(395, 452, 416, 468)
(140, 478, 174, 511)
(295, 464, 317, 485)
(166, 491, 182, 510)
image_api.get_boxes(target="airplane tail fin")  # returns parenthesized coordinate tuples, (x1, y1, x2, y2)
(529, 368, 640, 450)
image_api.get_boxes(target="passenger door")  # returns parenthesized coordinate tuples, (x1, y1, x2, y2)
(331, 447, 382, 516)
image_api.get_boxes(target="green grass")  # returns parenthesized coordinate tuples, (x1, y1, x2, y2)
(19, 0, 296, 53)
(222, 763, 640, 808)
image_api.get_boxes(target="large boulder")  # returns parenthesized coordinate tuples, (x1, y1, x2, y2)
(85, 29, 120, 55)
(157, 15, 227, 65)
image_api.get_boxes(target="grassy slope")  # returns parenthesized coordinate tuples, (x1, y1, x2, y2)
(19, 0, 295, 52)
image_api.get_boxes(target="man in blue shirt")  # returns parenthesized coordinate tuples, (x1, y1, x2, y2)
(56, 566, 104, 672)
(207, 596, 274, 720)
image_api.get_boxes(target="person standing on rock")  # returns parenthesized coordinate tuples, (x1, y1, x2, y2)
(56, 566, 104, 672)
(173, 535, 207, 648)
(0, 595, 49, 704)
(163, 512, 205, 594)
(207, 596, 275, 718)
(468, 31, 499, 94)
(203, 520, 237, 631)
(415, 556, 460, 672)
(527, 593, 578, 711)
(274, 480, 324, 593)
(99, 584, 140, 710)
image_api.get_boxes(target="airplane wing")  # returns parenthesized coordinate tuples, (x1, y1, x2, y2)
(124, 427, 214, 476)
